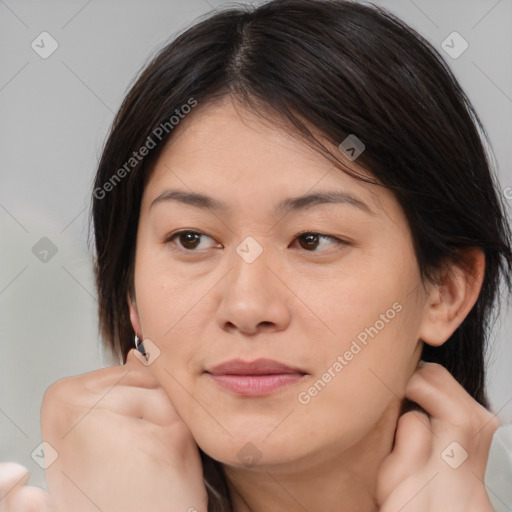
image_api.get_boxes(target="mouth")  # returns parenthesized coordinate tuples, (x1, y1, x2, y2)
(205, 358, 308, 397)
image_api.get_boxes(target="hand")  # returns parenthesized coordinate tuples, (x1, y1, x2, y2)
(41, 349, 208, 512)
(376, 362, 500, 512)
(0, 462, 54, 511)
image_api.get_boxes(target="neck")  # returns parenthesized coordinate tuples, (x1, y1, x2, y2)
(223, 398, 402, 512)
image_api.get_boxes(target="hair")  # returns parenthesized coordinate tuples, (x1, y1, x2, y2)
(89, 0, 512, 509)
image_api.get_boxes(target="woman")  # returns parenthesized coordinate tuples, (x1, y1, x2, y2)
(2, 0, 511, 510)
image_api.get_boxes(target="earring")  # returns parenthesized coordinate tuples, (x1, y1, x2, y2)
(134, 334, 145, 355)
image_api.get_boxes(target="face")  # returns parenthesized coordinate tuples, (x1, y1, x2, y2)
(130, 95, 429, 470)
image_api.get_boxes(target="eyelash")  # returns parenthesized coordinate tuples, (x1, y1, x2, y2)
(164, 230, 349, 253)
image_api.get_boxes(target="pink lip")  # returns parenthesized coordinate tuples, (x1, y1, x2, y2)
(206, 358, 307, 397)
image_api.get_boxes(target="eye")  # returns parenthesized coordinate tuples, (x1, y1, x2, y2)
(164, 230, 349, 253)
(292, 231, 348, 252)
(165, 230, 219, 251)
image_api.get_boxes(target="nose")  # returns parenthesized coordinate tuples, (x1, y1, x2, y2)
(215, 242, 292, 336)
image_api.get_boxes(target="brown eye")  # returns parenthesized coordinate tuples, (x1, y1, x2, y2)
(297, 233, 321, 250)
(165, 230, 216, 251)
(294, 232, 346, 252)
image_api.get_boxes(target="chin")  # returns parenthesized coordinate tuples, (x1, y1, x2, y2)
(193, 423, 312, 470)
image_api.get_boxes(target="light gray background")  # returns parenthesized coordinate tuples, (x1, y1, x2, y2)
(1, 0, 511, 490)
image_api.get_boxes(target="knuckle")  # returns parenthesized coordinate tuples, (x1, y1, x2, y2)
(418, 361, 449, 380)
(41, 377, 74, 413)
(477, 412, 501, 437)
(9, 486, 52, 512)
(41, 376, 87, 437)
(488, 414, 502, 430)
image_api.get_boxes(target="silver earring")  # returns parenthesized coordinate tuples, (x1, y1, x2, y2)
(135, 335, 146, 356)
(135, 334, 142, 350)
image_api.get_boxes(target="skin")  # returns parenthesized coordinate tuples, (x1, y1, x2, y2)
(38, 351, 208, 512)
(2, 94, 497, 511)
(126, 94, 496, 511)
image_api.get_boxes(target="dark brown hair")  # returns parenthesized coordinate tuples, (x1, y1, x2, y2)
(89, 1, 512, 509)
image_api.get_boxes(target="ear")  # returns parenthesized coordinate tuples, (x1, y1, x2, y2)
(127, 292, 143, 338)
(418, 248, 485, 347)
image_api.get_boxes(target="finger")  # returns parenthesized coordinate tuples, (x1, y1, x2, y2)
(97, 382, 182, 426)
(404, 362, 497, 476)
(45, 352, 162, 411)
(393, 411, 433, 463)
(377, 411, 432, 504)
(43, 350, 178, 428)
(102, 350, 178, 424)
(90, 349, 161, 391)
(0, 463, 29, 502)
(139, 386, 184, 426)
(116, 349, 181, 425)
(6, 486, 55, 512)
(405, 362, 478, 427)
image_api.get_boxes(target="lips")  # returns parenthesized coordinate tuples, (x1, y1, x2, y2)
(206, 358, 307, 396)
(207, 358, 306, 376)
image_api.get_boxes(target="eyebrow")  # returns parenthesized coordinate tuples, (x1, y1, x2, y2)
(150, 189, 376, 216)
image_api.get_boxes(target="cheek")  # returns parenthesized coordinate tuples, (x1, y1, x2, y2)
(286, 291, 421, 449)
(297, 306, 416, 417)
(151, 310, 419, 468)
(134, 255, 211, 342)
(130, 228, 423, 462)
(309, 273, 416, 369)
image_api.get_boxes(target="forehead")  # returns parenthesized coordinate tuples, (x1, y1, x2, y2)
(141, 96, 394, 220)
